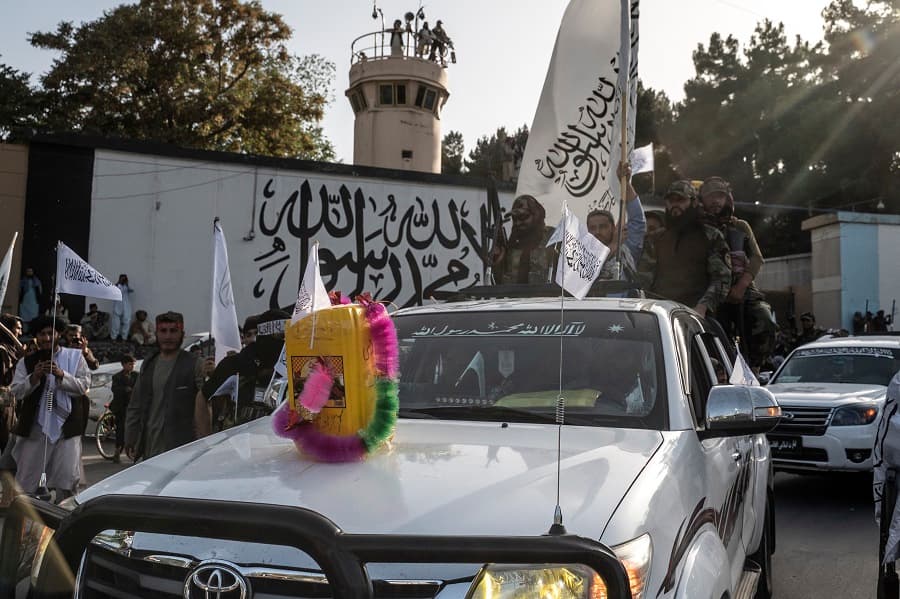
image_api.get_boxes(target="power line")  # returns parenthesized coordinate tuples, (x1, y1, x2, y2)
(92, 171, 246, 200)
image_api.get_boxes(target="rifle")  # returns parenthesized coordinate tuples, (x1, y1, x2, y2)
(878, 468, 899, 598)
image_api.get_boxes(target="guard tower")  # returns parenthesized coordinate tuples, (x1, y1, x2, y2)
(347, 11, 453, 173)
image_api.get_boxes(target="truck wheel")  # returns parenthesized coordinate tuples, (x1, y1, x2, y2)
(751, 500, 773, 599)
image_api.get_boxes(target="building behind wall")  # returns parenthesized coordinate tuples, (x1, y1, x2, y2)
(0, 144, 28, 314)
(802, 211, 900, 331)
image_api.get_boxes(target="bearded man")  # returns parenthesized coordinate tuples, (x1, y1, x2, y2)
(638, 180, 732, 318)
(492, 195, 555, 285)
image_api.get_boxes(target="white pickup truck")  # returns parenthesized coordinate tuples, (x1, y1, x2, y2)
(2, 295, 781, 599)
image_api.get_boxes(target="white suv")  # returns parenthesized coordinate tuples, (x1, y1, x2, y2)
(766, 335, 900, 472)
(2, 297, 780, 599)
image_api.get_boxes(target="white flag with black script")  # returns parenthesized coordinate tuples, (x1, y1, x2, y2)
(56, 242, 122, 301)
(516, 0, 637, 223)
(292, 242, 331, 324)
(549, 204, 610, 299)
(212, 220, 242, 364)
(0, 232, 16, 308)
(729, 351, 760, 386)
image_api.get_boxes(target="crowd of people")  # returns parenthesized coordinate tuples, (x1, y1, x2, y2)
(367, 16, 453, 66)
(0, 298, 288, 502)
(490, 164, 868, 371)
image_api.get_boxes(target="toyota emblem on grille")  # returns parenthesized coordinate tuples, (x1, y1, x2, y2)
(184, 561, 249, 599)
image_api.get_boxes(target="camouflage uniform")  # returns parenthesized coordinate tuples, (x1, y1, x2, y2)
(638, 212, 732, 314)
(495, 226, 556, 285)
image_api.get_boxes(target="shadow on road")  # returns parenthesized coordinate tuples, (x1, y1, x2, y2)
(773, 471, 877, 599)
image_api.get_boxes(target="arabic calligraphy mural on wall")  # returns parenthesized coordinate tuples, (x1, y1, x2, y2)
(88, 150, 508, 330)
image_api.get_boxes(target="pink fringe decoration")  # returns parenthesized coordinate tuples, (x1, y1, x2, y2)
(271, 402, 295, 438)
(272, 405, 366, 461)
(363, 301, 399, 378)
(298, 362, 333, 413)
(292, 425, 368, 462)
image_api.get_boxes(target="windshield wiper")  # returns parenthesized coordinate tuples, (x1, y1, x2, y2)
(399, 405, 559, 424)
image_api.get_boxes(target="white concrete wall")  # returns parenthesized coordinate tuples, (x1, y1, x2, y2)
(877, 224, 900, 320)
(88, 150, 494, 334)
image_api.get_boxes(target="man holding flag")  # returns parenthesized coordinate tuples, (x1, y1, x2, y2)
(9, 315, 90, 498)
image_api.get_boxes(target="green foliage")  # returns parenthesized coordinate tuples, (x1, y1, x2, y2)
(0, 59, 40, 140)
(441, 130, 465, 175)
(639, 2, 900, 255)
(465, 125, 529, 181)
(26, 0, 335, 159)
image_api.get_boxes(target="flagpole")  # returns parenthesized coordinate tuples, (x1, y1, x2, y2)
(38, 243, 61, 499)
(615, 0, 631, 282)
(550, 206, 567, 536)
(615, 85, 628, 281)
(309, 241, 319, 349)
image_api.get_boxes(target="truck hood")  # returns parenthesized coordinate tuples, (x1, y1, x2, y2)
(766, 382, 886, 406)
(78, 417, 662, 538)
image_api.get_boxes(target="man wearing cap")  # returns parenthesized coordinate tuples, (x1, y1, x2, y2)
(794, 312, 825, 349)
(9, 315, 90, 497)
(638, 180, 732, 318)
(699, 176, 776, 368)
(196, 310, 290, 435)
(124, 311, 205, 460)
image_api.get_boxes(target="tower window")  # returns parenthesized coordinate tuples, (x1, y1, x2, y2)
(423, 89, 437, 111)
(379, 84, 394, 105)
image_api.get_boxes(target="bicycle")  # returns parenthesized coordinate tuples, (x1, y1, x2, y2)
(95, 404, 118, 461)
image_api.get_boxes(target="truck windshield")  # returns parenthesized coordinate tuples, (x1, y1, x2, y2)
(772, 346, 900, 386)
(394, 310, 667, 429)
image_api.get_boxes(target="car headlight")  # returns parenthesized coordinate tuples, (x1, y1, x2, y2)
(90, 373, 112, 389)
(611, 534, 652, 599)
(466, 563, 608, 598)
(831, 404, 879, 426)
(465, 534, 652, 599)
(28, 498, 77, 586)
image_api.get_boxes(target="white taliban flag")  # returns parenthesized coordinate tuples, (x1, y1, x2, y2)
(56, 242, 122, 301)
(292, 242, 331, 324)
(548, 204, 610, 299)
(630, 143, 654, 175)
(730, 351, 760, 386)
(516, 0, 636, 223)
(0, 232, 16, 308)
(212, 220, 242, 364)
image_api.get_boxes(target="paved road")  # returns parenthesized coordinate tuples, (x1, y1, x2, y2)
(772, 471, 878, 598)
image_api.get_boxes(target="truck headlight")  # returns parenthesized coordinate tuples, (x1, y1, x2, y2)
(466, 563, 608, 598)
(831, 404, 879, 426)
(465, 534, 651, 599)
(28, 497, 77, 586)
(611, 534, 652, 599)
(29, 524, 55, 586)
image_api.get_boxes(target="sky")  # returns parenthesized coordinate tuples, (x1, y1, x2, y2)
(0, 0, 833, 163)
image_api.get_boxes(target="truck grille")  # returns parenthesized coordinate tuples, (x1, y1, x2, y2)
(78, 546, 444, 599)
(771, 405, 833, 436)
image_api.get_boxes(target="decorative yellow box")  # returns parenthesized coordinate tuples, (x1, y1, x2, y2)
(286, 305, 374, 437)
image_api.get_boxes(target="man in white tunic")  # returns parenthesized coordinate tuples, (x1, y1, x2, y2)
(10, 315, 90, 498)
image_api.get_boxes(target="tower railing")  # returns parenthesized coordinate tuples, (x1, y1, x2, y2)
(350, 29, 455, 67)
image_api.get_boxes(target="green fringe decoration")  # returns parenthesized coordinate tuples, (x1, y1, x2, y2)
(360, 377, 399, 452)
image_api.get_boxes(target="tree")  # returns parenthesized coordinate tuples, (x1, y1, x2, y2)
(441, 130, 465, 175)
(29, 0, 335, 159)
(465, 125, 528, 181)
(0, 60, 40, 141)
